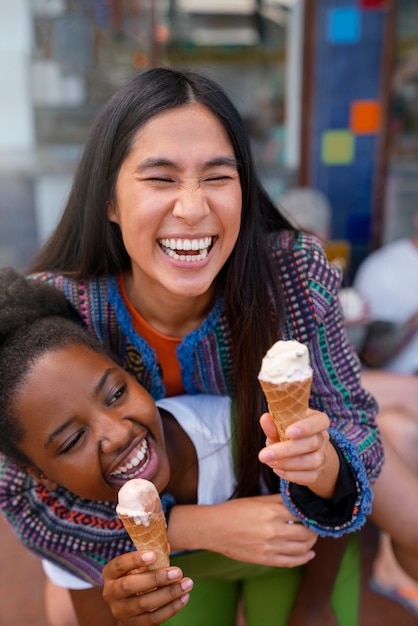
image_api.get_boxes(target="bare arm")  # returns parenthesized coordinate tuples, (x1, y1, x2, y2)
(166, 494, 317, 567)
(70, 587, 117, 626)
(370, 435, 418, 581)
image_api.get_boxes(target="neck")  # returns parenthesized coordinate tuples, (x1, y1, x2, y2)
(123, 273, 216, 338)
(161, 409, 198, 504)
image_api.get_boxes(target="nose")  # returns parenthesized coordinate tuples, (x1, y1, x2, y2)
(98, 414, 132, 454)
(172, 185, 209, 224)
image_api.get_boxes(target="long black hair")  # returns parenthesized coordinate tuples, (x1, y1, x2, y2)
(29, 67, 297, 496)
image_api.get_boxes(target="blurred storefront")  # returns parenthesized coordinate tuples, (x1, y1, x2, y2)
(0, 0, 416, 278)
(301, 0, 418, 278)
(28, 0, 299, 191)
(383, 0, 418, 243)
(0, 0, 301, 269)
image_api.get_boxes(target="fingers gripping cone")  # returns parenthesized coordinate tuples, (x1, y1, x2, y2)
(258, 340, 313, 441)
(259, 376, 312, 440)
(117, 478, 170, 570)
(117, 511, 169, 569)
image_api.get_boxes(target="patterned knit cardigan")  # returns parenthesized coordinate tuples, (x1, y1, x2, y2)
(0, 231, 383, 585)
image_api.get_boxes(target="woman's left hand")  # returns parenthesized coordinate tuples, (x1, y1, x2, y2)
(258, 410, 340, 499)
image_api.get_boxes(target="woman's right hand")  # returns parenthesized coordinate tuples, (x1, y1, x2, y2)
(167, 494, 317, 568)
(102, 551, 193, 625)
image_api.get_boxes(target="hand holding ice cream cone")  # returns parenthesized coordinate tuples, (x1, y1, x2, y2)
(258, 340, 339, 499)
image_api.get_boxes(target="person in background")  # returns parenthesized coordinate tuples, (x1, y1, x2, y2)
(353, 208, 418, 618)
(278, 187, 332, 241)
(0, 68, 382, 626)
(278, 186, 351, 276)
(354, 208, 418, 374)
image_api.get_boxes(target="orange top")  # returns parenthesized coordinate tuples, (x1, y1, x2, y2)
(118, 276, 184, 396)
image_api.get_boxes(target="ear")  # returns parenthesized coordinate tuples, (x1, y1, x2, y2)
(106, 200, 119, 225)
(25, 466, 59, 492)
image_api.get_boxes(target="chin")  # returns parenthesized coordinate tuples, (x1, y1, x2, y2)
(170, 276, 215, 298)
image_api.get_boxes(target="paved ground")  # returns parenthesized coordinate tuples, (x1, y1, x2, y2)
(0, 513, 417, 626)
(0, 513, 48, 626)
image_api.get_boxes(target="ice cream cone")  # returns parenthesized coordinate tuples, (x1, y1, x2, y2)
(258, 340, 313, 440)
(118, 511, 170, 570)
(117, 478, 170, 571)
(259, 375, 312, 440)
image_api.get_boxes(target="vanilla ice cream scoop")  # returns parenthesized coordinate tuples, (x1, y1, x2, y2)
(258, 340, 313, 440)
(116, 478, 170, 568)
(116, 478, 161, 525)
(258, 339, 312, 384)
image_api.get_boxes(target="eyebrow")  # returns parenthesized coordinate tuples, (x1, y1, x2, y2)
(45, 368, 116, 449)
(135, 156, 239, 172)
(45, 418, 76, 450)
(94, 368, 116, 396)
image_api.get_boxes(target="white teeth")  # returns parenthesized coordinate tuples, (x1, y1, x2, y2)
(160, 237, 212, 251)
(159, 237, 213, 261)
(165, 248, 208, 262)
(110, 439, 148, 477)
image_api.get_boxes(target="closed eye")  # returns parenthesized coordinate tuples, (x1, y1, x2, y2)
(206, 175, 232, 182)
(59, 429, 86, 454)
(145, 177, 175, 184)
(107, 383, 127, 406)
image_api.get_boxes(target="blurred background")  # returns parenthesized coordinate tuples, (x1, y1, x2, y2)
(0, 0, 417, 281)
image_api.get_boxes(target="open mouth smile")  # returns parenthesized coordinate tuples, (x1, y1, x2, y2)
(159, 237, 214, 262)
(109, 438, 150, 481)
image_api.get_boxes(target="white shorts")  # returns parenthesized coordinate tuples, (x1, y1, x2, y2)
(42, 559, 93, 590)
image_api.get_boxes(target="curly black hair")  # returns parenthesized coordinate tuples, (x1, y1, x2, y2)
(0, 267, 106, 466)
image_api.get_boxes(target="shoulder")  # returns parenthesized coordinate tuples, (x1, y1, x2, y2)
(27, 272, 114, 303)
(267, 230, 342, 298)
(266, 231, 343, 340)
(27, 272, 119, 332)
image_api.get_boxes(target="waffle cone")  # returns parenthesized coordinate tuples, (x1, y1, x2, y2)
(118, 511, 170, 570)
(259, 375, 312, 440)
